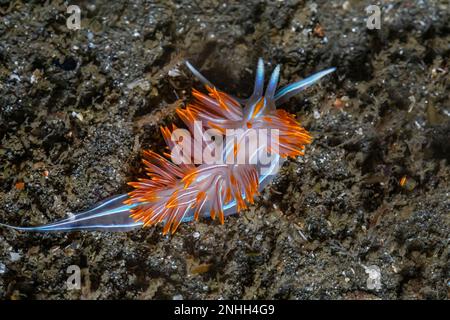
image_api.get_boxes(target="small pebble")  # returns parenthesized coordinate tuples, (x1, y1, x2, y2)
(10, 252, 21, 262)
(313, 109, 321, 119)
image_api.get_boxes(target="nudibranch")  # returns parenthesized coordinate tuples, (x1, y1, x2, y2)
(0, 59, 334, 234)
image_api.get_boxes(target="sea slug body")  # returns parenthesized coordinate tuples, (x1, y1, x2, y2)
(0, 59, 334, 234)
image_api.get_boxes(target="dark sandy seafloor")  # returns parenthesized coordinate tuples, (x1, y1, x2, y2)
(0, 0, 449, 299)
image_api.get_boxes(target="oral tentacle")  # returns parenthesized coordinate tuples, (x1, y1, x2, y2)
(275, 67, 336, 104)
